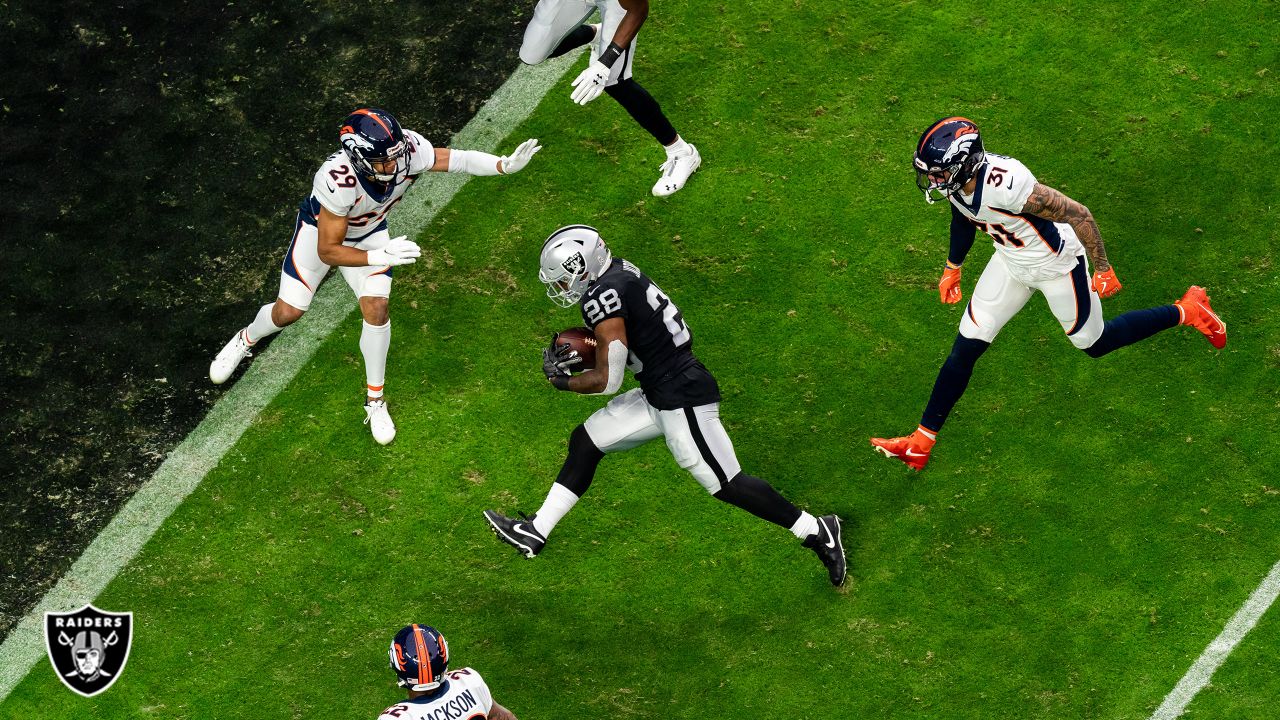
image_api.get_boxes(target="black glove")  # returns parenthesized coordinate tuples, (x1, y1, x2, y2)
(542, 335, 581, 383)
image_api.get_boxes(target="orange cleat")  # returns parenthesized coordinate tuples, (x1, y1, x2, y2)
(1175, 286, 1227, 349)
(869, 426, 937, 471)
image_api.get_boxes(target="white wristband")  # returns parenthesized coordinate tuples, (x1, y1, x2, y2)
(446, 149, 502, 176)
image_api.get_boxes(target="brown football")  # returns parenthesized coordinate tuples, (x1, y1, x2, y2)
(554, 326, 597, 372)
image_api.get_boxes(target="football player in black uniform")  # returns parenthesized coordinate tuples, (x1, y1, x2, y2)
(483, 225, 847, 586)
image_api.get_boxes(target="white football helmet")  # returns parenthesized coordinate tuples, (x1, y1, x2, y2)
(538, 225, 612, 308)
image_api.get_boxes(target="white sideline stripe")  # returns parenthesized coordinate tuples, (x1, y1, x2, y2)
(1149, 557, 1280, 719)
(0, 52, 580, 703)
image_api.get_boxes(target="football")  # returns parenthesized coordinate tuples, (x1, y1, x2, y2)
(554, 326, 597, 372)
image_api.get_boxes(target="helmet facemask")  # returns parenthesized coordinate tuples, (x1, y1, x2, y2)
(540, 251, 590, 308)
(365, 139, 411, 184)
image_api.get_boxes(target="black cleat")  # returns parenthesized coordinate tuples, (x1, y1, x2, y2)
(483, 510, 547, 559)
(802, 514, 847, 586)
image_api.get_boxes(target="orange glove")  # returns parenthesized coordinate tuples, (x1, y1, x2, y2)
(938, 264, 963, 304)
(1092, 266, 1122, 298)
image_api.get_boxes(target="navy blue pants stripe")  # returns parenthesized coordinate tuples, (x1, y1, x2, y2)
(281, 212, 306, 285)
(1066, 256, 1092, 336)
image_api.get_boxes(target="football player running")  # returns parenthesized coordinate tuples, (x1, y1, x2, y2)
(483, 226, 847, 587)
(870, 117, 1227, 470)
(378, 624, 519, 720)
(208, 108, 540, 444)
(519, 0, 701, 197)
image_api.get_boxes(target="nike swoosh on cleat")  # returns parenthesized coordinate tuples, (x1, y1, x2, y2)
(821, 519, 838, 549)
(512, 525, 541, 541)
(1197, 302, 1225, 329)
(905, 449, 928, 457)
(486, 516, 534, 553)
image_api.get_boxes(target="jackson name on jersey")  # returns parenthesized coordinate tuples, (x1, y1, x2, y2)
(377, 667, 494, 720)
(301, 129, 436, 241)
(950, 153, 1086, 280)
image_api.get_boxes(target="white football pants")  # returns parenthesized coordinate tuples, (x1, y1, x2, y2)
(277, 213, 393, 311)
(584, 388, 741, 494)
(959, 252, 1104, 349)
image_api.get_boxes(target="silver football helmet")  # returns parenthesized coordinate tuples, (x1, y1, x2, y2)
(538, 225, 612, 308)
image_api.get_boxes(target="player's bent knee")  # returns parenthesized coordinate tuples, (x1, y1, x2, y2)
(519, 45, 551, 66)
(359, 297, 390, 326)
(272, 299, 306, 326)
(949, 334, 991, 364)
(1082, 340, 1108, 358)
(569, 424, 604, 462)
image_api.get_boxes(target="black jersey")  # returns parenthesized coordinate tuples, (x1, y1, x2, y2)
(579, 258, 721, 410)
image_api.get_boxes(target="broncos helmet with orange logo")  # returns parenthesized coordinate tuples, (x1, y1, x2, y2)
(339, 108, 411, 185)
(388, 624, 451, 692)
(913, 116, 986, 204)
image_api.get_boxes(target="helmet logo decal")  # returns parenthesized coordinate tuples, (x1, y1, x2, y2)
(562, 252, 586, 276)
(341, 132, 377, 153)
(44, 604, 133, 697)
(942, 129, 979, 165)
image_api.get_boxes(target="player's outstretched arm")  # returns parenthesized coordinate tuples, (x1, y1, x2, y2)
(488, 702, 518, 720)
(429, 140, 542, 176)
(1022, 182, 1121, 297)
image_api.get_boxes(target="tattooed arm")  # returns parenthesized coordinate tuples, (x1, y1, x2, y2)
(1021, 183, 1110, 271)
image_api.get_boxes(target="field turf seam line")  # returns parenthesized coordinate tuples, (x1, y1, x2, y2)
(0, 51, 581, 703)
(1149, 557, 1280, 719)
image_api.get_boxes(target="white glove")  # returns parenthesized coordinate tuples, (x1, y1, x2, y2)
(366, 235, 421, 267)
(570, 59, 611, 105)
(499, 138, 542, 174)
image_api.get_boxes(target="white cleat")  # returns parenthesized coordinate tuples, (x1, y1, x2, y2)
(209, 329, 253, 385)
(364, 399, 397, 445)
(652, 143, 701, 197)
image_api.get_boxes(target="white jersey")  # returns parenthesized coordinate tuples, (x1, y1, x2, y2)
(949, 153, 1084, 281)
(301, 129, 436, 241)
(376, 668, 495, 720)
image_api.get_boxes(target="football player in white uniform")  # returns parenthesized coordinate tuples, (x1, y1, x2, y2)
(378, 624, 519, 720)
(209, 108, 540, 444)
(520, 0, 701, 196)
(483, 226, 847, 587)
(870, 117, 1227, 470)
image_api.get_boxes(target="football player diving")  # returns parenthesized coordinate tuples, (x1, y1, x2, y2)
(484, 225, 848, 587)
(870, 117, 1227, 470)
(377, 624, 519, 720)
(208, 108, 540, 445)
(519, 0, 701, 196)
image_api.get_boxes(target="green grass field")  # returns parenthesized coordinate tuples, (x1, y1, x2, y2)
(5, 1, 1278, 718)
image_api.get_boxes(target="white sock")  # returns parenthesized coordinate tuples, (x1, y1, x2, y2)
(532, 483, 580, 538)
(360, 319, 391, 398)
(665, 135, 691, 158)
(790, 511, 819, 540)
(245, 304, 284, 344)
